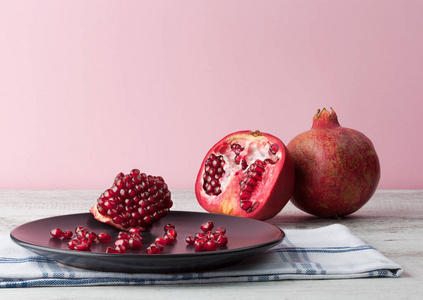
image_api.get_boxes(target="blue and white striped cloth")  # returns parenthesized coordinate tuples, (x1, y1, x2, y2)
(0, 224, 402, 287)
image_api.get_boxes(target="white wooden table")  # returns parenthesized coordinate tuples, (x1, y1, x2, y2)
(1, 190, 422, 299)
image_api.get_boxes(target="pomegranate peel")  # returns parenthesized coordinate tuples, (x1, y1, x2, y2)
(287, 108, 381, 218)
(195, 130, 295, 220)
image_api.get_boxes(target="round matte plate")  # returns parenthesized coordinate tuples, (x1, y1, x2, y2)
(10, 211, 284, 273)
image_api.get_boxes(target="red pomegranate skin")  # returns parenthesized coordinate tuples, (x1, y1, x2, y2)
(287, 108, 380, 218)
(195, 130, 295, 220)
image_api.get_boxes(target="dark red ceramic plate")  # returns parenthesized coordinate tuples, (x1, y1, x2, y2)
(10, 211, 284, 273)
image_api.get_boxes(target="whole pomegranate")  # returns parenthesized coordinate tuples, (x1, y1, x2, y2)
(287, 108, 380, 218)
(195, 130, 295, 220)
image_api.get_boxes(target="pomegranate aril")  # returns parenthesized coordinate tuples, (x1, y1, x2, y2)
(68, 239, 79, 249)
(97, 232, 112, 243)
(116, 245, 127, 253)
(240, 200, 252, 210)
(75, 226, 88, 234)
(241, 159, 248, 170)
(216, 235, 228, 247)
(166, 228, 177, 238)
(239, 191, 251, 200)
(200, 221, 214, 232)
(81, 237, 92, 247)
(252, 172, 263, 181)
(128, 228, 141, 237)
(163, 223, 175, 231)
(74, 243, 90, 251)
(128, 238, 143, 250)
(194, 240, 206, 251)
(106, 247, 121, 254)
(163, 234, 175, 245)
(195, 232, 207, 239)
(146, 243, 161, 254)
(50, 228, 63, 239)
(155, 237, 167, 246)
(216, 227, 226, 235)
(118, 232, 131, 240)
(86, 232, 97, 242)
(269, 143, 279, 155)
(115, 239, 129, 248)
(185, 236, 196, 245)
(63, 230, 73, 239)
(205, 240, 218, 251)
(112, 215, 124, 224)
(206, 231, 219, 241)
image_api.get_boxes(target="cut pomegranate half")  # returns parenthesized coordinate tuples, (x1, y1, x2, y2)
(195, 130, 295, 220)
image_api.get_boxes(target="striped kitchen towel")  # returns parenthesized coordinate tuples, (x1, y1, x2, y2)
(0, 224, 402, 287)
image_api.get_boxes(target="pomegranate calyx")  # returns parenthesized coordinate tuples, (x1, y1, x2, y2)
(312, 108, 340, 129)
(250, 130, 261, 137)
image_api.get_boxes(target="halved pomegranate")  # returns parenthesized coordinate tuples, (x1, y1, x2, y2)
(195, 130, 295, 220)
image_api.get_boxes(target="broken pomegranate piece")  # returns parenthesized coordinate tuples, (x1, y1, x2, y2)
(90, 169, 173, 231)
(195, 130, 295, 220)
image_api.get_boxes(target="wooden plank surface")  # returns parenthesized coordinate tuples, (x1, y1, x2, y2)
(1, 189, 422, 299)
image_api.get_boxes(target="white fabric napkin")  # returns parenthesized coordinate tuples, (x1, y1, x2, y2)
(0, 224, 402, 287)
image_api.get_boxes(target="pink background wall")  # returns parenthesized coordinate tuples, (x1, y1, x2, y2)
(1, 1, 422, 190)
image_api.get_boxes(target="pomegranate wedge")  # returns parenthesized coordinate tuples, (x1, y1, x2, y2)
(90, 169, 173, 231)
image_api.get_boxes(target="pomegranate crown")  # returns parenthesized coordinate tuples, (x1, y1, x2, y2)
(312, 107, 340, 129)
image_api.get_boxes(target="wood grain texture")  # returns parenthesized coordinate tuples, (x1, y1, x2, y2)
(1, 189, 422, 299)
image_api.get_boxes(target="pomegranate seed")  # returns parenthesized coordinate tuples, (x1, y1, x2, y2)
(162, 234, 175, 245)
(269, 143, 279, 155)
(163, 223, 175, 231)
(241, 159, 248, 170)
(86, 232, 97, 242)
(128, 238, 143, 250)
(62, 230, 73, 239)
(200, 221, 214, 232)
(205, 240, 218, 251)
(97, 232, 112, 243)
(146, 243, 161, 254)
(195, 232, 207, 239)
(216, 235, 228, 247)
(81, 237, 92, 247)
(155, 237, 167, 246)
(67, 239, 79, 249)
(75, 226, 88, 234)
(115, 239, 129, 248)
(216, 227, 226, 235)
(74, 243, 90, 251)
(194, 240, 206, 252)
(240, 200, 252, 211)
(50, 228, 63, 239)
(128, 228, 141, 237)
(185, 236, 196, 245)
(206, 231, 219, 241)
(115, 244, 127, 253)
(155, 242, 164, 252)
(166, 228, 177, 238)
(106, 247, 120, 254)
(118, 232, 131, 240)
